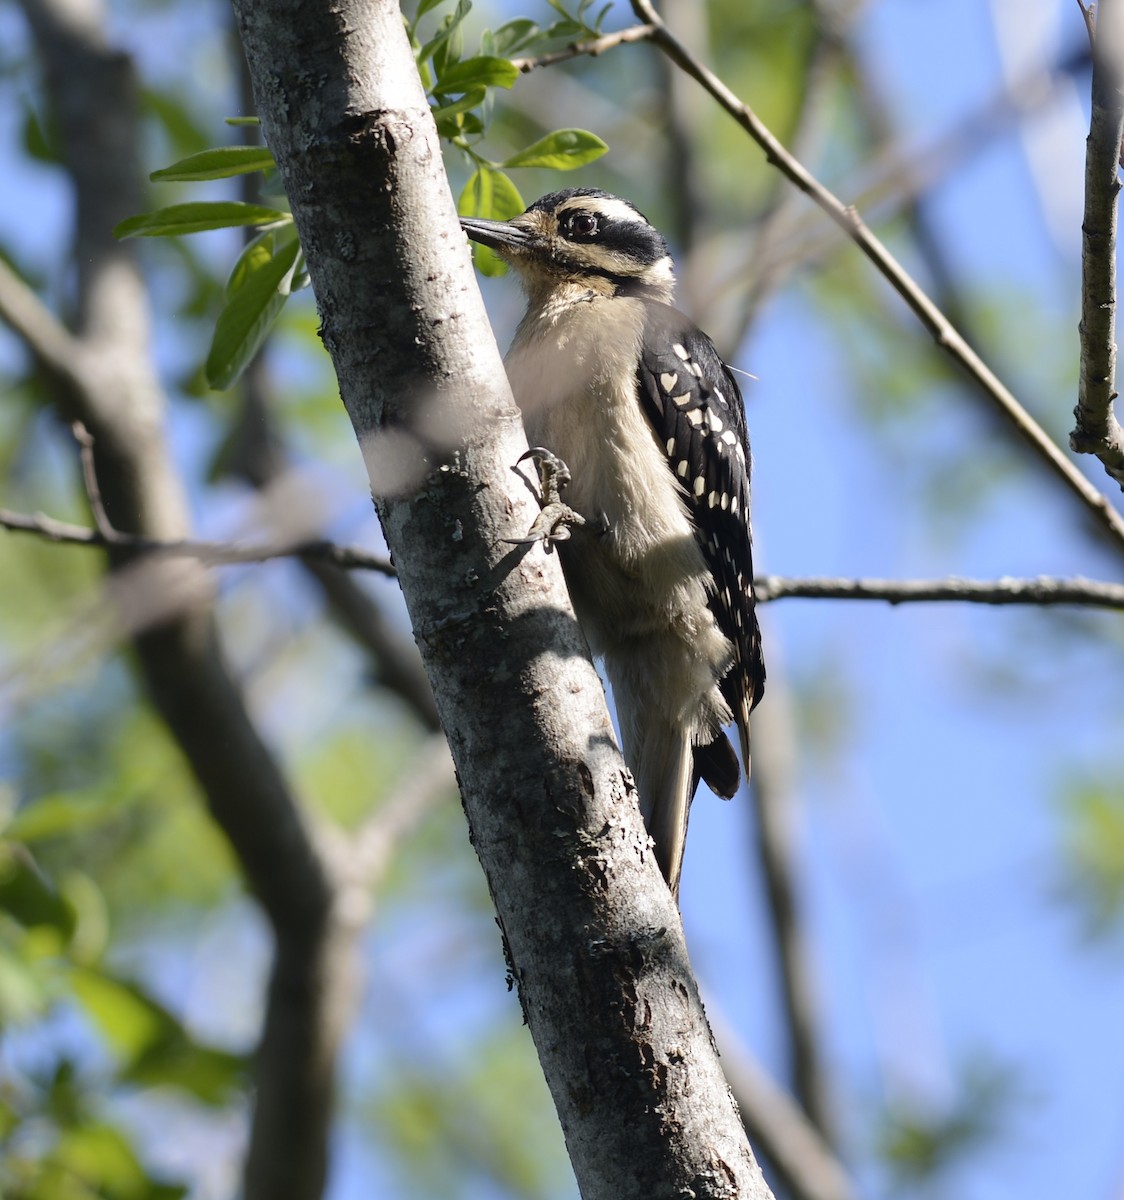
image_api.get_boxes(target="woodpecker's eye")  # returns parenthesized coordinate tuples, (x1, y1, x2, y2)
(563, 212, 599, 240)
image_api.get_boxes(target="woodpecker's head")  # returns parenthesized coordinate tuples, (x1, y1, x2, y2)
(460, 188, 675, 303)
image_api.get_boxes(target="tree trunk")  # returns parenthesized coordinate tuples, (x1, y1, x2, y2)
(232, 1, 775, 1194)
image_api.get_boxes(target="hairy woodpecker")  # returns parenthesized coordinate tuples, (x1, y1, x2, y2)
(461, 188, 764, 897)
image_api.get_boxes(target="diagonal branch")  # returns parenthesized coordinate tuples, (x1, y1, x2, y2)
(708, 1006, 858, 1200)
(628, 0, 1124, 553)
(1072, 0, 1124, 488)
(510, 22, 656, 73)
(0, 256, 88, 393)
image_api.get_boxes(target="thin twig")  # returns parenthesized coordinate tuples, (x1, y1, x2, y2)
(510, 23, 656, 73)
(71, 421, 120, 541)
(627, 0, 1124, 552)
(1077, 0, 1097, 48)
(754, 574, 1124, 609)
(346, 734, 454, 887)
(1072, 0, 1124, 488)
(319, 734, 455, 931)
(0, 506, 396, 575)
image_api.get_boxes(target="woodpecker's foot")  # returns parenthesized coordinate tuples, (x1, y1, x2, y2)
(509, 447, 587, 552)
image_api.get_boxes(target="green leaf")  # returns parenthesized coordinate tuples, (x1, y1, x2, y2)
(458, 168, 524, 277)
(0, 941, 49, 1024)
(432, 87, 486, 121)
(225, 229, 277, 298)
(150, 145, 276, 182)
(502, 128, 608, 170)
(205, 235, 302, 389)
(409, 0, 448, 39)
(435, 108, 485, 140)
(544, 18, 584, 38)
(6, 791, 122, 842)
(224, 115, 261, 127)
(142, 87, 211, 155)
(592, 1, 613, 32)
(71, 967, 244, 1105)
(416, 0, 470, 67)
(113, 202, 287, 240)
(432, 55, 517, 94)
(71, 969, 170, 1061)
(433, 23, 463, 77)
(54, 1123, 156, 1197)
(21, 101, 59, 164)
(0, 841, 76, 936)
(458, 167, 526, 221)
(488, 18, 541, 56)
(126, 1038, 245, 1106)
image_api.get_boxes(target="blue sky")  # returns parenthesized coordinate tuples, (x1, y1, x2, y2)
(3, 2, 1124, 1199)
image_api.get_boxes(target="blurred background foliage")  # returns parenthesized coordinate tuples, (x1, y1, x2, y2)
(1, 1, 1123, 1198)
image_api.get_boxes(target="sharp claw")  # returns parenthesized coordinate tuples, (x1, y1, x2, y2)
(509, 447, 585, 551)
(517, 447, 572, 497)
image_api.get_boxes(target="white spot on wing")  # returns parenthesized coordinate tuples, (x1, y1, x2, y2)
(673, 343, 690, 361)
(660, 372, 678, 393)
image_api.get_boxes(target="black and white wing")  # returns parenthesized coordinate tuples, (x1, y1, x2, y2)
(635, 301, 766, 785)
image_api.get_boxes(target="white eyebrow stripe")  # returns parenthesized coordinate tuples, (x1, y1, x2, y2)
(558, 196, 647, 226)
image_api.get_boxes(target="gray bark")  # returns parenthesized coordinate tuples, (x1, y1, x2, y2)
(231, 0, 775, 1195)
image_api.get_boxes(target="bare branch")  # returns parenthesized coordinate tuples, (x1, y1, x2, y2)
(1078, 0, 1097, 48)
(0, 256, 86, 393)
(332, 733, 455, 896)
(8, 505, 1124, 611)
(629, 0, 1124, 553)
(0, 505, 395, 574)
(1072, 0, 1124, 488)
(71, 421, 120, 541)
(511, 23, 656, 72)
(745, 663, 835, 1142)
(709, 1009, 858, 1200)
(755, 574, 1124, 609)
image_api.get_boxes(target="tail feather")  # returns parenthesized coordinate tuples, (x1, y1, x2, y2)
(694, 731, 740, 799)
(632, 722, 694, 898)
(737, 698, 752, 788)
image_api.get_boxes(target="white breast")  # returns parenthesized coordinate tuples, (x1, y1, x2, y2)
(504, 294, 729, 704)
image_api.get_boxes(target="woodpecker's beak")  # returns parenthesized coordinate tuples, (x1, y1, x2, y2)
(459, 216, 535, 254)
